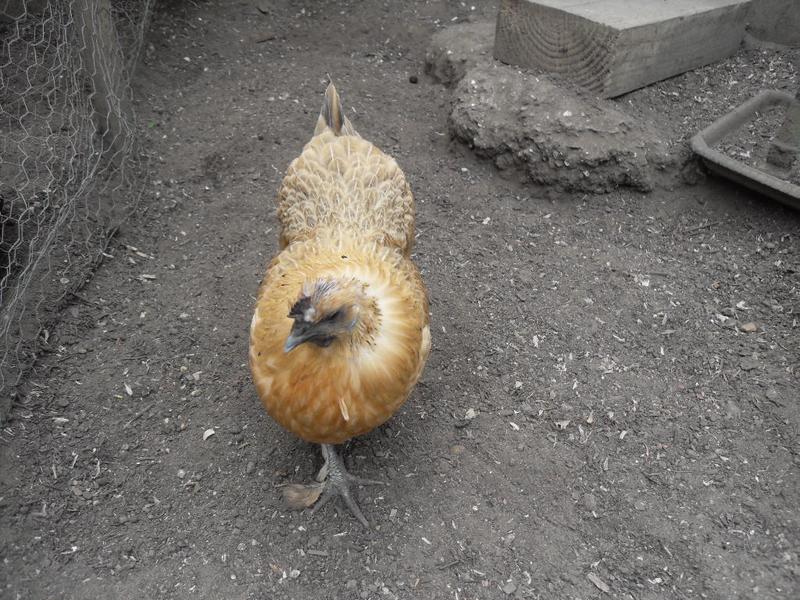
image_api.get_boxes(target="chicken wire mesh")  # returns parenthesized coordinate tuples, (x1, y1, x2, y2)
(0, 0, 153, 414)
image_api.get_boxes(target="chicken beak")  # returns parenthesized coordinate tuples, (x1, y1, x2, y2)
(283, 331, 306, 353)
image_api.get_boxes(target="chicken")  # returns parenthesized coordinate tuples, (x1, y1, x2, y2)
(249, 82, 431, 526)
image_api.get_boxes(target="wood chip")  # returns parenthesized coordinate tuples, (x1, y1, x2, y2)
(587, 572, 610, 593)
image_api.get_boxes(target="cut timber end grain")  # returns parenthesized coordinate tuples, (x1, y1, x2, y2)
(494, 0, 749, 97)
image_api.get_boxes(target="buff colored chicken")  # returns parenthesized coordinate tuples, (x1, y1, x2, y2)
(249, 82, 431, 526)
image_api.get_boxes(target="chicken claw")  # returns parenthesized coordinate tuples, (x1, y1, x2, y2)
(309, 443, 383, 527)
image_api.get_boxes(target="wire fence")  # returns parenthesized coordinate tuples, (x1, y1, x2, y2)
(0, 0, 153, 416)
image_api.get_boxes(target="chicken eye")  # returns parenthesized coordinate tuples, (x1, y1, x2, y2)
(324, 309, 343, 322)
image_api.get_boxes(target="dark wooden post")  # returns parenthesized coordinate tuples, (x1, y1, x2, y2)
(73, 0, 131, 156)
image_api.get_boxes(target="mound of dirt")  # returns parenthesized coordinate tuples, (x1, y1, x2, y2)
(424, 21, 495, 88)
(449, 64, 674, 193)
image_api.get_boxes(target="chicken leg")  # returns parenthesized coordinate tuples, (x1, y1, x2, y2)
(282, 444, 383, 527)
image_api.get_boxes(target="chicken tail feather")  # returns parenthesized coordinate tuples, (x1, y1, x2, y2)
(322, 82, 343, 134)
(314, 81, 359, 137)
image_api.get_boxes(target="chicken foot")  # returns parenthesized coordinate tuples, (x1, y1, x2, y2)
(281, 443, 383, 527)
(310, 443, 384, 527)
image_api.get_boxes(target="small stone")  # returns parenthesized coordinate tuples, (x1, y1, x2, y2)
(740, 322, 758, 333)
(450, 444, 466, 455)
(502, 581, 517, 595)
(725, 401, 741, 419)
(177, 469, 186, 479)
(583, 493, 597, 511)
(740, 358, 759, 371)
(246, 461, 255, 474)
(765, 389, 779, 401)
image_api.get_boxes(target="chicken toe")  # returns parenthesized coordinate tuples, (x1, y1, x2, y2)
(309, 443, 384, 527)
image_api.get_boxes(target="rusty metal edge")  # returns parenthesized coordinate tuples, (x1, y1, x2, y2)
(690, 89, 800, 210)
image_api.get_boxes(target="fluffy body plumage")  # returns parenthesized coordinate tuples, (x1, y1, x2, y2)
(249, 83, 430, 447)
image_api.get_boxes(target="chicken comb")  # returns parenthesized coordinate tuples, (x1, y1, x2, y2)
(288, 295, 313, 319)
(289, 279, 338, 319)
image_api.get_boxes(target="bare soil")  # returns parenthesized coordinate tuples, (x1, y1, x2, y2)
(2, 1, 799, 599)
(717, 103, 800, 187)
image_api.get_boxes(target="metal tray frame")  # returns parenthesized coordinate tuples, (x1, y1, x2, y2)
(690, 90, 800, 210)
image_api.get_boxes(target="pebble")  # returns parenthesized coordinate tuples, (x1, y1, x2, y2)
(583, 493, 598, 511)
(725, 400, 741, 419)
(740, 358, 759, 371)
(245, 461, 255, 474)
(502, 581, 517, 595)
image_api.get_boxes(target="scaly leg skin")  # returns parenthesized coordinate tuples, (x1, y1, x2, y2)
(310, 443, 384, 527)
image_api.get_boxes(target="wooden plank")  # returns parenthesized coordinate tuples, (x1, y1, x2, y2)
(494, 0, 751, 98)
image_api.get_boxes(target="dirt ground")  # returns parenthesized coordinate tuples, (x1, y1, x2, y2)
(2, 1, 799, 599)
